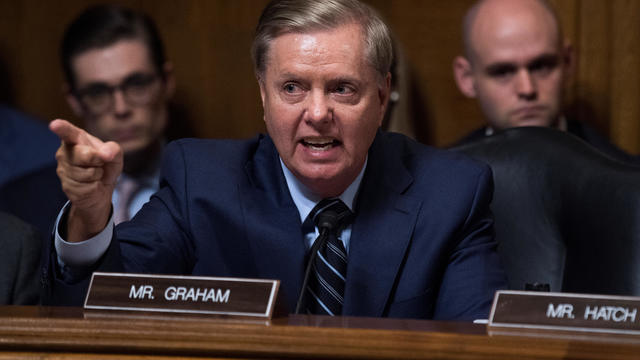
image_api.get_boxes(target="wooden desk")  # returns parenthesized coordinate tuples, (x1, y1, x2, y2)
(0, 306, 638, 359)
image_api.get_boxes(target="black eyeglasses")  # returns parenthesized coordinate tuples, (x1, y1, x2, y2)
(73, 72, 161, 115)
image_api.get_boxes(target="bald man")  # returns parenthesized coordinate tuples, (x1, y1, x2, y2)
(452, 0, 637, 164)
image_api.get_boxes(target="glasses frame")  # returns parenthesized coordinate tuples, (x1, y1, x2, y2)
(73, 72, 163, 116)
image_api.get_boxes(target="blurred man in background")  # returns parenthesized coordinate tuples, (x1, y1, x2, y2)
(452, 0, 637, 163)
(1, 4, 176, 234)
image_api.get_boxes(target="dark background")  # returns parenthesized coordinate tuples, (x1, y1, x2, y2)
(1, 0, 638, 151)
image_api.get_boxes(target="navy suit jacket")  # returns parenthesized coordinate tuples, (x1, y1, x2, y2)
(0, 164, 66, 238)
(44, 131, 506, 320)
(0, 105, 59, 187)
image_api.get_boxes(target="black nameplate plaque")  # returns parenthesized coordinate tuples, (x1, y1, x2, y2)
(488, 290, 640, 335)
(84, 272, 280, 319)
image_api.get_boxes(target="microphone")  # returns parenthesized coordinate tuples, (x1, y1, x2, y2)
(294, 210, 340, 314)
(316, 210, 339, 231)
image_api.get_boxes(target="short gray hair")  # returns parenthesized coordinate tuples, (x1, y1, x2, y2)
(251, 0, 393, 80)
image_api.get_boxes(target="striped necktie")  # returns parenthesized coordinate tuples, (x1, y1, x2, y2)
(301, 198, 354, 315)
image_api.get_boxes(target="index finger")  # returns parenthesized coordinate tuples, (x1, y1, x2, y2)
(50, 119, 107, 152)
(50, 119, 84, 145)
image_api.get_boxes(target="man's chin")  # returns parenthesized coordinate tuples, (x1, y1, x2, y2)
(294, 166, 350, 197)
(119, 139, 149, 157)
(510, 118, 555, 128)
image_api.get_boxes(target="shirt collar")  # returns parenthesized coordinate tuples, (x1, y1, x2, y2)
(280, 157, 367, 223)
(118, 166, 160, 189)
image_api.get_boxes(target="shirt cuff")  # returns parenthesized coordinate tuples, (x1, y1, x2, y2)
(54, 201, 114, 267)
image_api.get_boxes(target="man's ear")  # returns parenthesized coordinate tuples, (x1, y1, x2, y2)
(162, 61, 176, 99)
(63, 83, 84, 118)
(453, 56, 477, 98)
(378, 72, 392, 126)
(257, 75, 268, 119)
(257, 76, 266, 104)
(561, 40, 575, 81)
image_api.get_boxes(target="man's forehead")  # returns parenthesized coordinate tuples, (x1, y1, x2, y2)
(470, 18, 560, 66)
(71, 39, 155, 85)
(467, 0, 560, 61)
(265, 24, 367, 72)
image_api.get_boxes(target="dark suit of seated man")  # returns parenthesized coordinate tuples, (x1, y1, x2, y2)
(43, 0, 506, 321)
(0, 105, 59, 188)
(0, 212, 42, 305)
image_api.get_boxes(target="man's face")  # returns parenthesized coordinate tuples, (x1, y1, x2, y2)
(68, 39, 171, 154)
(458, 6, 569, 130)
(259, 23, 390, 198)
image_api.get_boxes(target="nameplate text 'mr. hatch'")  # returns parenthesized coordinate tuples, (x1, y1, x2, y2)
(84, 272, 280, 319)
(488, 290, 640, 336)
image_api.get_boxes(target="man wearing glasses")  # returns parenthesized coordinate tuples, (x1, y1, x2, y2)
(0, 4, 174, 234)
(62, 4, 174, 224)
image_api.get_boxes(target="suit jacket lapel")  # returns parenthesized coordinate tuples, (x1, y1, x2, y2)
(239, 135, 306, 312)
(343, 133, 423, 317)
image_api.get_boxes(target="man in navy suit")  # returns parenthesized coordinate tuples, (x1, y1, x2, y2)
(45, 0, 506, 320)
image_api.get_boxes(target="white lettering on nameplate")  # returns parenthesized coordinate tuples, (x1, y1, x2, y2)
(129, 285, 155, 299)
(583, 306, 637, 322)
(546, 303, 575, 319)
(164, 286, 230, 303)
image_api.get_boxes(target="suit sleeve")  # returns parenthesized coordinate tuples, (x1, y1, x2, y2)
(42, 140, 195, 306)
(432, 166, 507, 320)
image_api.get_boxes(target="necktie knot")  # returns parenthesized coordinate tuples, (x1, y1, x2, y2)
(309, 198, 354, 234)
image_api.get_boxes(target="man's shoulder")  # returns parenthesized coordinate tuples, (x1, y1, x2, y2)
(161, 135, 275, 183)
(368, 132, 492, 205)
(0, 106, 59, 186)
(375, 131, 490, 176)
(567, 120, 640, 165)
(0, 106, 58, 145)
(166, 135, 264, 162)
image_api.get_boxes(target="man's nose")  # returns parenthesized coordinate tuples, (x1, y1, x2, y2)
(515, 70, 537, 100)
(305, 90, 332, 125)
(112, 89, 131, 116)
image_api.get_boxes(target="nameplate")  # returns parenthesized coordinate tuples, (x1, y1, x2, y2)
(84, 272, 280, 319)
(488, 290, 640, 335)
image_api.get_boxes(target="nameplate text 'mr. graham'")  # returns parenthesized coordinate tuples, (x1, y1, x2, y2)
(84, 272, 280, 319)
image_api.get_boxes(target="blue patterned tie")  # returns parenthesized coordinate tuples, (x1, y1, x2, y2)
(302, 198, 354, 315)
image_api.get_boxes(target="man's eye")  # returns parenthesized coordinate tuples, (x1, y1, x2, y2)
(283, 83, 301, 93)
(334, 85, 355, 95)
(529, 59, 558, 75)
(83, 86, 111, 98)
(487, 66, 516, 78)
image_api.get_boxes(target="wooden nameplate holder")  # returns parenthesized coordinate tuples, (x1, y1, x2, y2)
(84, 272, 280, 320)
(488, 290, 640, 336)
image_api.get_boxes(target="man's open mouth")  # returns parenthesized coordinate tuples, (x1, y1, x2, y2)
(301, 138, 341, 151)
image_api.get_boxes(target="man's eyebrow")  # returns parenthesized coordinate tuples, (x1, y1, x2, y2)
(526, 53, 560, 67)
(76, 81, 111, 92)
(80, 71, 154, 88)
(328, 76, 360, 84)
(275, 72, 303, 81)
(484, 62, 517, 73)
